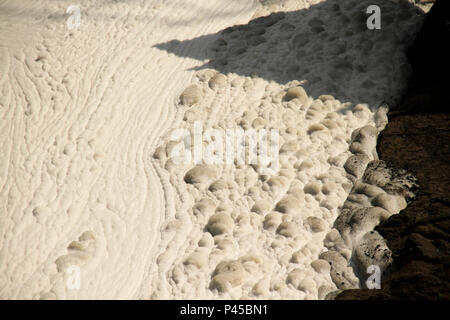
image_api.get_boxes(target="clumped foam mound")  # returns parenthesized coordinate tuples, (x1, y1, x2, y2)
(152, 80, 415, 298)
(321, 135, 418, 294)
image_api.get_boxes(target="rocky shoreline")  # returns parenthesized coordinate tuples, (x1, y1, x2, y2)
(336, 0, 450, 300)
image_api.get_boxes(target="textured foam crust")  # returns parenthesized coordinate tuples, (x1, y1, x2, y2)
(151, 0, 423, 299)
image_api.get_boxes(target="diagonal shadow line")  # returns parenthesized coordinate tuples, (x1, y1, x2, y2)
(155, 0, 425, 109)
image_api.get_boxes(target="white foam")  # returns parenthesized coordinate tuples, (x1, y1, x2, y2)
(0, 0, 425, 299)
